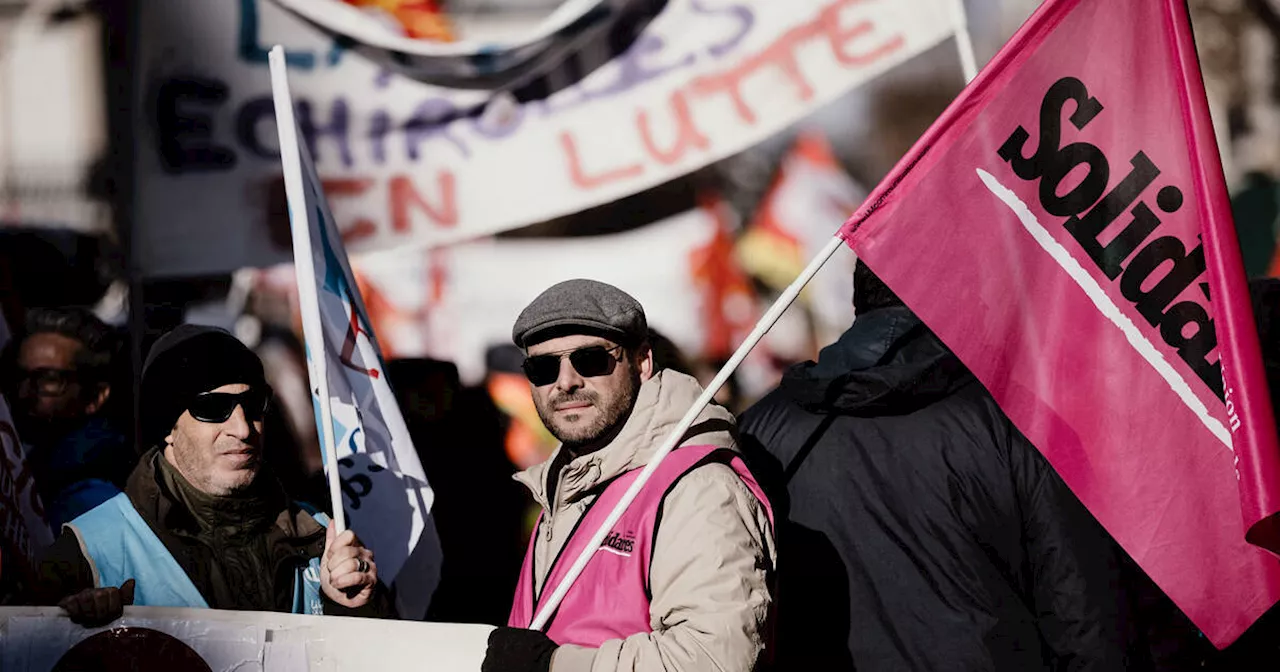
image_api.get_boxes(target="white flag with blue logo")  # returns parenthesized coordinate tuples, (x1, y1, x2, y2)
(269, 47, 441, 619)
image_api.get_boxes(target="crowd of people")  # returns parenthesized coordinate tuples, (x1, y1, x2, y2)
(2, 264, 1280, 671)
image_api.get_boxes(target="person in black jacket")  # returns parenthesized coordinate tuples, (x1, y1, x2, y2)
(738, 261, 1132, 671)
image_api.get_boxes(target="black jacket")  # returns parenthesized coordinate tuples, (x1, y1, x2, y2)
(739, 307, 1131, 671)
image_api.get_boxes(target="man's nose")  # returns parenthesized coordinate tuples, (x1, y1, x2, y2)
(554, 356, 584, 392)
(223, 404, 252, 439)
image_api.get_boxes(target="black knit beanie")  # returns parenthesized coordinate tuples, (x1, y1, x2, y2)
(141, 325, 267, 448)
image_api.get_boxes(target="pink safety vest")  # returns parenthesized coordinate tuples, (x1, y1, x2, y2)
(508, 445, 774, 647)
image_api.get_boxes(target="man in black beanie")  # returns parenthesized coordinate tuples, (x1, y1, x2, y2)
(30, 325, 394, 625)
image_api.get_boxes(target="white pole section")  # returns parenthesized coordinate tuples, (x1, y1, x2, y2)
(949, 0, 979, 84)
(268, 45, 347, 533)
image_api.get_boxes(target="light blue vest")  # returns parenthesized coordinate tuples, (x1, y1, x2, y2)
(66, 492, 327, 615)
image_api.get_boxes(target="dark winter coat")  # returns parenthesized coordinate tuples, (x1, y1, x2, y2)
(738, 306, 1131, 671)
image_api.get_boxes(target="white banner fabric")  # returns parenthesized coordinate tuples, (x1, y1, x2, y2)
(0, 606, 491, 671)
(136, 0, 956, 277)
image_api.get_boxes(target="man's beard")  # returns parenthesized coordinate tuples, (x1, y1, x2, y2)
(536, 372, 641, 450)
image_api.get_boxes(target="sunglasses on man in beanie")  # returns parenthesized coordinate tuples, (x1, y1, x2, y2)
(186, 386, 272, 424)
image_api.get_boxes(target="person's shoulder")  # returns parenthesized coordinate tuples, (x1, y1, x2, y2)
(47, 525, 91, 557)
(740, 385, 800, 417)
(284, 500, 330, 536)
(739, 386, 810, 435)
(37, 526, 94, 576)
(679, 459, 741, 485)
(47, 479, 124, 528)
(27, 527, 96, 604)
(665, 459, 767, 519)
(655, 459, 775, 565)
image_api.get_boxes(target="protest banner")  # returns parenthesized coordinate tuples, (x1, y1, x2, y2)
(270, 48, 443, 620)
(836, 0, 1280, 646)
(0, 605, 492, 671)
(0, 314, 53, 594)
(135, 0, 957, 277)
(354, 201, 758, 383)
(272, 0, 666, 90)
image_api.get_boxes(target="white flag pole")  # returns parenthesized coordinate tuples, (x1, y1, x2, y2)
(269, 45, 347, 533)
(949, 0, 979, 83)
(530, 235, 846, 630)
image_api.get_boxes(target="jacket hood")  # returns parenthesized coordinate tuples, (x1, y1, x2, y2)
(781, 306, 975, 417)
(515, 370, 737, 510)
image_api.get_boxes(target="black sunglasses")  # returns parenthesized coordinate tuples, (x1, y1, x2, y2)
(522, 345, 624, 387)
(188, 388, 270, 424)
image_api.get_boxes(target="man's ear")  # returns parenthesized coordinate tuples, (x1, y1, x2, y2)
(85, 383, 110, 415)
(636, 342, 655, 382)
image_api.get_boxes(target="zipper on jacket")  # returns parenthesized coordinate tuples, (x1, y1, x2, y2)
(544, 467, 571, 542)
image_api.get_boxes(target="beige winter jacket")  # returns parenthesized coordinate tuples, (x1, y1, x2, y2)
(513, 370, 776, 672)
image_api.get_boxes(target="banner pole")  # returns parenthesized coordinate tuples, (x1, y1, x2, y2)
(269, 46, 347, 533)
(530, 235, 846, 630)
(949, 0, 979, 83)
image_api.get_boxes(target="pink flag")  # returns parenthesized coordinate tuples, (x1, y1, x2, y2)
(839, 0, 1280, 647)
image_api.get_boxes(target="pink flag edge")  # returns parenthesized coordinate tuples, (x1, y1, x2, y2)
(838, 0, 1280, 589)
(1166, 0, 1280, 552)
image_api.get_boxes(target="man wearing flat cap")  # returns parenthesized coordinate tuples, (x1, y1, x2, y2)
(31, 325, 393, 625)
(482, 279, 776, 672)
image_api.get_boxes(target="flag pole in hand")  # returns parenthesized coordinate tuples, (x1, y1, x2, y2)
(268, 45, 347, 534)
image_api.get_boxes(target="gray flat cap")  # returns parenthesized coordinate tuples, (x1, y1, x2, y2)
(513, 279, 647, 348)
